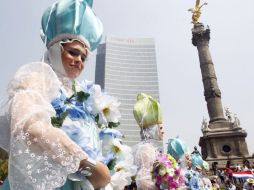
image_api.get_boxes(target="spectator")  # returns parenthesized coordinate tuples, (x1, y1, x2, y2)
(210, 176, 220, 190)
(224, 179, 236, 190)
(225, 160, 233, 180)
(235, 163, 242, 171)
(243, 160, 251, 171)
(243, 178, 254, 190)
(217, 169, 225, 184)
(212, 162, 218, 175)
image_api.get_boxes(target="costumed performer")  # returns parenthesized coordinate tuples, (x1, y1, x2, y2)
(0, 0, 122, 189)
(187, 148, 211, 190)
(167, 137, 190, 167)
(167, 137, 192, 189)
(132, 93, 164, 190)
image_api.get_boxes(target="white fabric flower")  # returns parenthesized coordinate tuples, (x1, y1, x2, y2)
(103, 142, 137, 190)
(90, 85, 121, 126)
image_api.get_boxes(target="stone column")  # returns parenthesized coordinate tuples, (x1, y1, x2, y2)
(192, 23, 226, 123)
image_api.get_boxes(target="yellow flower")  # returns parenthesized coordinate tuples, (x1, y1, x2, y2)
(111, 139, 122, 154)
(112, 145, 121, 154)
(167, 154, 176, 168)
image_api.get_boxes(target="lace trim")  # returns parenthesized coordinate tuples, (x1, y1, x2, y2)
(6, 63, 87, 189)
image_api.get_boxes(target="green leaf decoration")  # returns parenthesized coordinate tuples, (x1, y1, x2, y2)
(51, 111, 68, 128)
(76, 91, 90, 102)
(94, 114, 103, 128)
(107, 158, 117, 170)
(65, 94, 75, 104)
(108, 122, 120, 128)
(95, 114, 99, 123)
(72, 80, 77, 96)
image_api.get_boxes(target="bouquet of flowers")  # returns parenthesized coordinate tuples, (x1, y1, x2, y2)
(99, 128, 137, 190)
(50, 80, 121, 159)
(152, 153, 185, 190)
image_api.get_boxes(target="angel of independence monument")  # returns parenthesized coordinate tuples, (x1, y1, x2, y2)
(189, 1, 251, 168)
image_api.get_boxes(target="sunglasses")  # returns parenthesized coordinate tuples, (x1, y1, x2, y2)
(63, 47, 87, 63)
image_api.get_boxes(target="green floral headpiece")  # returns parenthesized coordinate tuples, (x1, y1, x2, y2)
(133, 93, 162, 128)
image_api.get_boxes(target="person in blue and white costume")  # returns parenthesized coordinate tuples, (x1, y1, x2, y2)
(167, 137, 190, 168)
(187, 150, 211, 190)
(167, 140, 211, 190)
(0, 0, 120, 189)
(132, 93, 164, 190)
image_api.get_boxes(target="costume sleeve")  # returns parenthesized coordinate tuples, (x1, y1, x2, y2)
(7, 62, 88, 190)
(133, 143, 157, 190)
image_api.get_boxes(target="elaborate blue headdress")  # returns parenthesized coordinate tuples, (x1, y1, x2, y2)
(191, 153, 204, 168)
(167, 137, 188, 160)
(40, 0, 103, 51)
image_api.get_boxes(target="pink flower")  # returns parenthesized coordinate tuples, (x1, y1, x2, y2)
(169, 181, 178, 189)
(152, 153, 185, 189)
(175, 168, 180, 176)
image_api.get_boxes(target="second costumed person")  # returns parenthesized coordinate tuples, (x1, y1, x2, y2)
(132, 93, 185, 190)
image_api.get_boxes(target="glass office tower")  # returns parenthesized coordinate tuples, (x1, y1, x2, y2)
(95, 36, 160, 146)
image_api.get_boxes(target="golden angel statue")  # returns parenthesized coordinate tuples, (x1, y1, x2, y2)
(188, 0, 208, 24)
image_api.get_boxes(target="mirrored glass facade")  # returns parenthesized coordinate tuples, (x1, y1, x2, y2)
(95, 36, 160, 146)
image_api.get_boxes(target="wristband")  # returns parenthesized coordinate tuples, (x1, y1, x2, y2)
(78, 157, 97, 177)
(67, 157, 97, 181)
(80, 166, 92, 176)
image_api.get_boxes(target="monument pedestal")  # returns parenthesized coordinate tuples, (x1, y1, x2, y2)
(199, 120, 252, 168)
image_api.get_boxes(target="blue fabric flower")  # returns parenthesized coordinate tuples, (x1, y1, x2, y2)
(79, 80, 96, 112)
(99, 128, 123, 140)
(100, 152, 115, 165)
(189, 171, 201, 190)
(80, 80, 94, 93)
(67, 104, 88, 119)
(81, 146, 99, 160)
(61, 121, 90, 144)
(51, 88, 91, 120)
(185, 169, 194, 188)
(61, 119, 99, 159)
(51, 90, 68, 116)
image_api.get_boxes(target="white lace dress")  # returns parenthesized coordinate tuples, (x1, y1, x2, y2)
(133, 141, 160, 190)
(1, 62, 100, 190)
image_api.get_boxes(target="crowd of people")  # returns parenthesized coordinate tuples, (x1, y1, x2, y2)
(0, 0, 254, 190)
(214, 160, 254, 190)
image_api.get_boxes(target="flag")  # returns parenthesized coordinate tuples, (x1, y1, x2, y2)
(232, 171, 254, 179)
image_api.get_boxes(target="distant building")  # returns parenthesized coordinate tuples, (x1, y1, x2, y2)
(95, 36, 160, 146)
